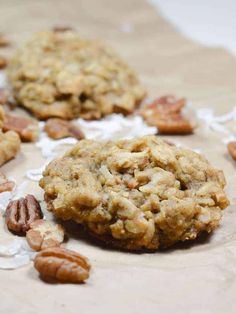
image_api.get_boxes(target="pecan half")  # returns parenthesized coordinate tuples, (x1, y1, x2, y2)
(34, 247, 91, 283)
(44, 118, 85, 140)
(227, 141, 236, 160)
(0, 171, 14, 193)
(0, 130, 21, 166)
(3, 113, 39, 142)
(26, 220, 65, 251)
(0, 106, 4, 128)
(52, 25, 74, 32)
(0, 34, 10, 47)
(5, 195, 43, 235)
(0, 88, 8, 105)
(0, 56, 7, 69)
(141, 95, 194, 135)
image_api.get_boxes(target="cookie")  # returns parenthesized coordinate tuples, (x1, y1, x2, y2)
(7, 31, 145, 120)
(0, 107, 20, 166)
(39, 136, 229, 251)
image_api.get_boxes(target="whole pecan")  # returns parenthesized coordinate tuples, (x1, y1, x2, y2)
(0, 88, 8, 105)
(3, 113, 39, 142)
(44, 118, 85, 140)
(52, 25, 74, 32)
(5, 195, 43, 235)
(26, 219, 65, 251)
(141, 95, 194, 135)
(0, 56, 7, 69)
(34, 247, 91, 283)
(227, 141, 236, 160)
(0, 34, 10, 47)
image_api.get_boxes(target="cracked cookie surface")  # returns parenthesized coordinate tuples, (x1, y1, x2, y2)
(7, 31, 145, 120)
(40, 136, 229, 250)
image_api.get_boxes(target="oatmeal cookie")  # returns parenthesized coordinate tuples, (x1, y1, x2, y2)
(7, 31, 145, 120)
(40, 136, 229, 251)
(0, 106, 20, 166)
(0, 130, 20, 166)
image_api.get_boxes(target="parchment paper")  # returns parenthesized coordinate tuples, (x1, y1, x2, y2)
(1, 0, 236, 313)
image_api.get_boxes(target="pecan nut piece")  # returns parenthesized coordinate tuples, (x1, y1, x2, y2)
(0, 171, 15, 193)
(0, 34, 10, 47)
(44, 118, 85, 140)
(26, 219, 65, 251)
(5, 195, 43, 235)
(3, 113, 39, 142)
(0, 88, 8, 105)
(52, 25, 74, 32)
(141, 95, 194, 135)
(34, 247, 91, 283)
(0, 106, 4, 128)
(0, 56, 7, 69)
(227, 141, 236, 160)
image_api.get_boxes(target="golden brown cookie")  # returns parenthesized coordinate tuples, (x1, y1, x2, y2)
(40, 136, 229, 251)
(0, 130, 20, 166)
(7, 31, 145, 120)
(0, 107, 20, 165)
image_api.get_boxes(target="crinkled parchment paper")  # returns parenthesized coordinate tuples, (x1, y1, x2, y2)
(1, 1, 236, 313)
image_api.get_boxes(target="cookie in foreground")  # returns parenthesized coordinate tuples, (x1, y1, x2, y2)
(40, 136, 229, 251)
(7, 30, 145, 120)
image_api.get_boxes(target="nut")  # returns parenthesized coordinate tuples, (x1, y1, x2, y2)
(0, 106, 4, 128)
(44, 118, 85, 140)
(0, 171, 14, 193)
(3, 113, 39, 142)
(0, 88, 8, 105)
(34, 247, 91, 283)
(5, 195, 43, 235)
(26, 219, 65, 251)
(0, 34, 10, 47)
(52, 25, 74, 32)
(227, 141, 236, 160)
(141, 95, 194, 135)
(0, 56, 7, 69)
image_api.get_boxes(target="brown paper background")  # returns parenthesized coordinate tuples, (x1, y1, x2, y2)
(1, 0, 236, 313)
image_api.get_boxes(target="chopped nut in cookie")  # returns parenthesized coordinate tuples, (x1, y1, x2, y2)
(44, 118, 85, 140)
(141, 95, 194, 135)
(0, 56, 7, 69)
(26, 219, 64, 251)
(3, 113, 39, 142)
(227, 141, 236, 160)
(34, 247, 91, 283)
(0, 171, 14, 193)
(5, 195, 43, 235)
